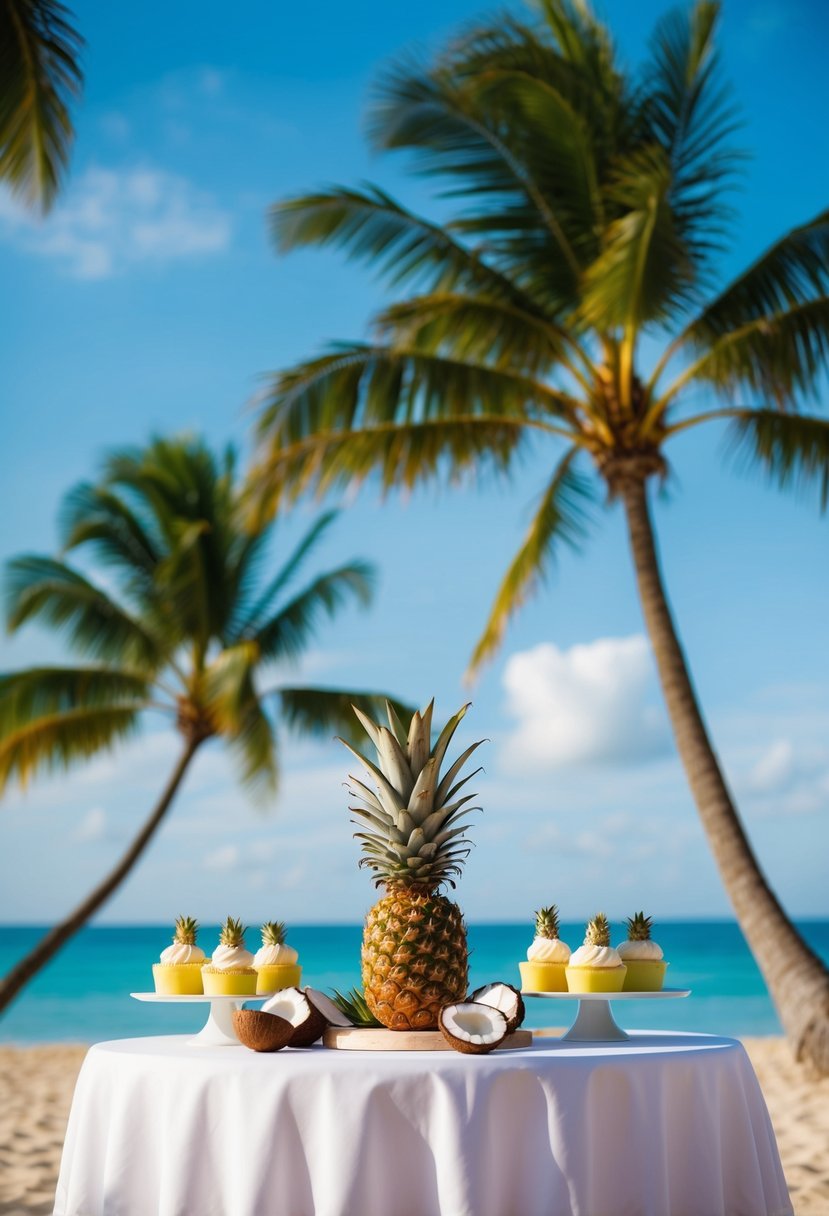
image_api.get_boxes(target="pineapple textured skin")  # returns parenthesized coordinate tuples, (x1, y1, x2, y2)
(362, 886, 468, 1030)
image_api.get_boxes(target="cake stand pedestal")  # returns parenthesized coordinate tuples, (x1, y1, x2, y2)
(130, 993, 276, 1047)
(523, 988, 691, 1042)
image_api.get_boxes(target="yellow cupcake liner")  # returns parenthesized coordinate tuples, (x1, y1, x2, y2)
(152, 962, 205, 996)
(518, 960, 568, 993)
(621, 960, 668, 991)
(201, 967, 258, 996)
(565, 965, 627, 993)
(255, 963, 302, 994)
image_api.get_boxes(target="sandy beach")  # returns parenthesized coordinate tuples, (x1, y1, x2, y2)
(1, 1037, 827, 1215)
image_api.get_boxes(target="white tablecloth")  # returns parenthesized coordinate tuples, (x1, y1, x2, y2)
(54, 1031, 791, 1216)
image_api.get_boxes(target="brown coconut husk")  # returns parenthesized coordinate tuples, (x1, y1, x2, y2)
(232, 1009, 293, 1052)
(438, 1002, 508, 1055)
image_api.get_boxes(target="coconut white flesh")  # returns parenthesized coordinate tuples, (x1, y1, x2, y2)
(261, 987, 308, 1026)
(469, 982, 524, 1030)
(304, 987, 353, 1027)
(442, 1003, 507, 1044)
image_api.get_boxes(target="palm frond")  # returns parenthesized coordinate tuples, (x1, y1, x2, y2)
(0, 704, 141, 792)
(468, 447, 594, 674)
(270, 184, 541, 309)
(0, 0, 83, 212)
(277, 687, 415, 749)
(225, 699, 279, 799)
(4, 556, 164, 668)
(252, 564, 375, 664)
(580, 144, 693, 332)
(0, 666, 152, 737)
(727, 409, 829, 510)
(674, 297, 829, 405)
(641, 0, 741, 269)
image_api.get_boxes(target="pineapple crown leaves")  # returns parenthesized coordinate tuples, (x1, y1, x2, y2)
(261, 920, 286, 946)
(219, 916, 247, 948)
(340, 700, 486, 889)
(534, 905, 561, 940)
(625, 911, 653, 941)
(330, 986, 381, 1027)
(173, 915, 199, 945)
(585, 912, 611, 948)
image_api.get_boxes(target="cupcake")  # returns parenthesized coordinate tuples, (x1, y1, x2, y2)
(254, 921, 301, 994)
(152, 916, 206, 994)
(201, 917, 257, 996)
(518, 905, 570, 992)
(618, 912, 667, 991)
(565, 913, 627, 993)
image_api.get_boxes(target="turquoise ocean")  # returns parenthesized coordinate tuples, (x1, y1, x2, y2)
(1, 921, 827, 1044)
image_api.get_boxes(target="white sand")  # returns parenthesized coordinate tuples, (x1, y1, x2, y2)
(1, 1037, 827, 1214)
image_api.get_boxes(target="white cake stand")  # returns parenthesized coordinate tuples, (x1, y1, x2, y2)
(130, 992, 277, 1047)
(523, 988, 691, 1042)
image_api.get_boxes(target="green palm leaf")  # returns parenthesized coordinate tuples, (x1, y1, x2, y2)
(0, 704, 141, 791)
(4, 556, 164, 668)
(0, 0, 83, 212)
(728, 410, 829, 510)
(0, 666, 152, 736)
(468, 448, 594, 673)
(277, 687, 414, 749)
(252, 564, 374, 663)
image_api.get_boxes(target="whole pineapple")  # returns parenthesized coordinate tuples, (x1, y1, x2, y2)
(342, 700, 483, 1030)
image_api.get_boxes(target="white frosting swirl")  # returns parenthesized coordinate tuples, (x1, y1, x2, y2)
(209, 943, 254, 971)
(568, 943, 623, 969)
(617, 938, 663, 962)
(527, 936, 570, 963)
(159, 942, 205, 965)
(254, 942, 298, 967)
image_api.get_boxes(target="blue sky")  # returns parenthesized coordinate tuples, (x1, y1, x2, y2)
(1, 0, 828, 929)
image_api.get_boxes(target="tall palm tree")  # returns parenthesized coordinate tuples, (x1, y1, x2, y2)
(0, 435, 409, 1014)
(0, 0, 82, 212)
(251, 0, 829, 1071)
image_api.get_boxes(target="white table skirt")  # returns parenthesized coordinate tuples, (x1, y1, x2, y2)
(54, 1031, 791, 1216)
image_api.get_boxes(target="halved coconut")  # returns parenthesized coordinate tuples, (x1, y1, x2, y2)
(439, 1001, 509, 1055)
(232, 1009, 293, 1053)
(261, 987, 326, 1047)
(468, 982, 526, 1033)
(305, 987, 355, 1028)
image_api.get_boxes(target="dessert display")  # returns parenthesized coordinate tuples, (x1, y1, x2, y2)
(344, 699, 482, 1030)
(253, 921, 301, 994)
(518, 905, 571, 992)
(201, 917, 257, 996)
(565, 913, 627, 993)
(618, 912, 668, 991)
(152, 916, 207, 994)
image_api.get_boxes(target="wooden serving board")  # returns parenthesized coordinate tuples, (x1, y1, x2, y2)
(323, 1027, 533, 1051)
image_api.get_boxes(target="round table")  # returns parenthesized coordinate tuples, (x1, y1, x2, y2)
(54, 1032, 792, 1216)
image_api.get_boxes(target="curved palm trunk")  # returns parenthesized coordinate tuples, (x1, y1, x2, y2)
(620, 477, 829, 1074)
(0, 737, 202, 1016)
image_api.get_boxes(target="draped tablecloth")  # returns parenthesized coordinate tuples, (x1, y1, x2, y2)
(54, 1031, 791, 1216)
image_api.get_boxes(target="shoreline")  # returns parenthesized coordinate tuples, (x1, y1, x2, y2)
(2, 1036, 827, 1215)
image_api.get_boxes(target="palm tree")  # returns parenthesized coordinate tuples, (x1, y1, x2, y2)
(250, 0, 829, 1071)
(0, 435, 409, 1014)
(0, 0, 83, 212)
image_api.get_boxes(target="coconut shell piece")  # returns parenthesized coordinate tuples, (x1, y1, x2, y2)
(305, 987, 354, 1028)
(232, 1009, 293, 1052)
(438, 1001, 508, 1055)
(468, 981, 526, 1033)
(261, 987, 326, 1047)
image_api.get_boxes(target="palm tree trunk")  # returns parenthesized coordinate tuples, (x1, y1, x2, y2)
(619, 476, 829, 1074)
(0, 737, 202, 1016)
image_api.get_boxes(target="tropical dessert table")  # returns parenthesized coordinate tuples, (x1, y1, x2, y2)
(53, 1030, 792, 1216)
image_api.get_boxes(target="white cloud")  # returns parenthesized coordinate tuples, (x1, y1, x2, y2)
(203, 844, 240, 872)
(499, 635, 668, 772)
(73, 807, 108, 842)
(0, 165, 231, 279)
(748, 739, 796, 793)
(740, 736, 829, 817)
